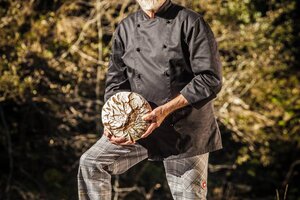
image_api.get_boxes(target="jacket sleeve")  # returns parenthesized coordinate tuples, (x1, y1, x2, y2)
(104, 25, 131, 102)
(180, 16, 222, 109)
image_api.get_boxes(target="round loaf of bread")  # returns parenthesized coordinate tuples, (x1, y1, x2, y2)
(101, 92, 152, 141)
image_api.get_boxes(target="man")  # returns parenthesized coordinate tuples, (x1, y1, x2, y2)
(78, 0, 222, 199)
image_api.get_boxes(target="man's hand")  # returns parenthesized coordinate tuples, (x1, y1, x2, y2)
(103, 94, 189, 143)
(141, 106, 170, 138)
(103, 127, 135, 145)
(141, 94, 189, 138)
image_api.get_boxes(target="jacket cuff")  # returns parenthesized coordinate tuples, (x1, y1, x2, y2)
(180, 87, 217, 109)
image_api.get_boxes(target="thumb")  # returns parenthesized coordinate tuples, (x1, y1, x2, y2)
(142, 112, 154, 121)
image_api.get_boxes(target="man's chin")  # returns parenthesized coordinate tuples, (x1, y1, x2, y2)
(137, 0, 166, 13)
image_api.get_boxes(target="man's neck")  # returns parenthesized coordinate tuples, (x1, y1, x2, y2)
(142, 0, 168, 19)
(144, 10, 155, 18)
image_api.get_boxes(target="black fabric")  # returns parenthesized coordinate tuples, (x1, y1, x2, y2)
(104, 0, 223, 161)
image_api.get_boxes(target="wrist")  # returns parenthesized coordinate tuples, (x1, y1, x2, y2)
(161, 104, 173, 116)
(162, 94, 189, 114)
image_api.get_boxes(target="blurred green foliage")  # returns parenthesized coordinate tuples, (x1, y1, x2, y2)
(0, 0, 299, 199)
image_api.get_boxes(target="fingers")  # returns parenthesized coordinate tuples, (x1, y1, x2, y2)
(109, 135, 135, 146)
(118, 140, 136, 146)
(103, 127, 112, 139)
(110, 136, 127, 143)
(103, 127, 136, 145)
(141, 123, 157, 138)
(142, 112, 156, 121)
(110, 139, 135, 146)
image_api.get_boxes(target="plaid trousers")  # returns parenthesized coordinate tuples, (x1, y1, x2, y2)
(78, 135, 209, 200)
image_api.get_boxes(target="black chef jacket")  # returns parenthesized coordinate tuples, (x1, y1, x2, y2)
(103, 0, 223, 161)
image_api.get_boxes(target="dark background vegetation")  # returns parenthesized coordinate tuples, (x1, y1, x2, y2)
(0, 0, 299, 199)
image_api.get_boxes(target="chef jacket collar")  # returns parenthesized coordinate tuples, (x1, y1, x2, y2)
(139, 0, 173, 20)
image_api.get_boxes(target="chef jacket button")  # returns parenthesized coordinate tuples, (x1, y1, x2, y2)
(136, 47, 141, 52)
(166, 20, 171, 24)
(137, 24, 140, 28)
(137, 74, 141, 79)
(163, 44, 167, 49)
(164, 70, 170, 77)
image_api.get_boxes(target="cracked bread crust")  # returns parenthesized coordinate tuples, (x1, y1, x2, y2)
(102, 92, 152, 141)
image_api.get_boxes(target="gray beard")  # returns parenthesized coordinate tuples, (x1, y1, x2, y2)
(136, 0, 166, 12)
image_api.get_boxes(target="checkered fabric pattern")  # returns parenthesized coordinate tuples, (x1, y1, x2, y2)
(77, 135, 209, 200)
(163, 153, 209, 199)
